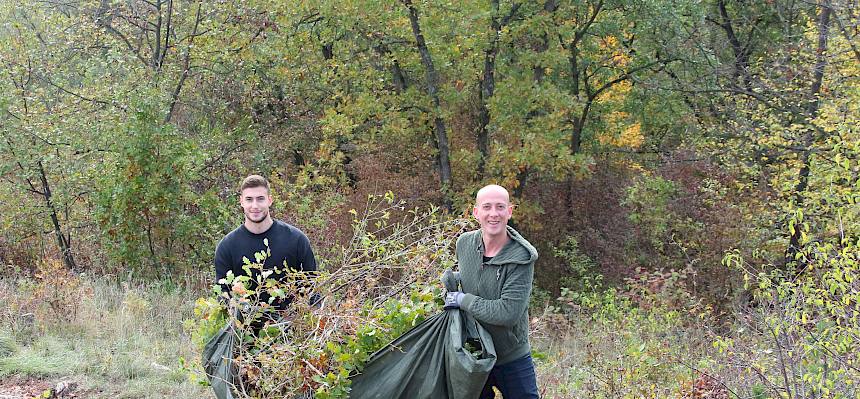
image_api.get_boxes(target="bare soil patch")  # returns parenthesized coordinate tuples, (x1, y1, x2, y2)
(0, 376, 51, 399)
(0, 376, 93, 399)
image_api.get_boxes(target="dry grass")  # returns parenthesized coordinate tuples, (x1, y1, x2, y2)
(529, 304, 718, 399)
(0, 276, 212, 399)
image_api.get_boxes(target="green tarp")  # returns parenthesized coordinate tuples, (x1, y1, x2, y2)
(349, 308, 497, 399)
(203, 308, 495, 399)
(202, 322, 238, 399)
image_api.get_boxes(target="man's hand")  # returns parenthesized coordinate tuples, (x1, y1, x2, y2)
(444, 291, 465, 309)
(441, 269, 460, 292)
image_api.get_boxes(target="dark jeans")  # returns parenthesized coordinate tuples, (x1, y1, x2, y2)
(479, 354, 540, 399)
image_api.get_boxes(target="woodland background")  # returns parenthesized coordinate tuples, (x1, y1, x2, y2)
(0, 0, 857, 398)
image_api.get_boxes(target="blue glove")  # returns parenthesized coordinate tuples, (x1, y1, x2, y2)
(444, 291, 465, 309)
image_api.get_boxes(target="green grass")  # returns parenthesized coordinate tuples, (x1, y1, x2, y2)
(0, 334, 81, 377)
(0, 277, 212, 399)
(528, 296, 718, 398)
(1, 274, 716, 399)
(0, 333, 17, 357)
(10, 272, 847, 399)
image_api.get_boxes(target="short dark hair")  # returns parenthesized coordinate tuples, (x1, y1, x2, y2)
(239, 174, 269, 193)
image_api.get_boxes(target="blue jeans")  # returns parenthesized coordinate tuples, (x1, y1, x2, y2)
(479, 354, 540, 398)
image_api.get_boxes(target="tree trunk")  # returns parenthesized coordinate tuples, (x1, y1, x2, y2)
(476, 28, 495, 179)
(403, 0, 453, 211)
(38, 161, 76, 270)
(566, 0, 603, 155)
(532, 0, 558, 83)
(785, 2, 832, 267)
(516, 0, 558, 201)
(477, 1, 520, 179)
(715, 0, 752, 91)
(153, 0, 163, 69)
(373, 43, 408, 93)
(165, 1, 202, 123)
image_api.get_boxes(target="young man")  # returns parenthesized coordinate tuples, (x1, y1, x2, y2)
(215, 175, 317, 310)
(442, 184, 540, 398)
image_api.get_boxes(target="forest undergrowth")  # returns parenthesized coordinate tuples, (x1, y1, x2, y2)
(2, 196, 855, 398)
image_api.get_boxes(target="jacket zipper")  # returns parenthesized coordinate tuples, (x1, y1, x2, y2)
(480, 253, 502, 280)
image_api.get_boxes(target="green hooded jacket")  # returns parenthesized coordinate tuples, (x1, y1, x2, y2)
(443, 225, 538, 365)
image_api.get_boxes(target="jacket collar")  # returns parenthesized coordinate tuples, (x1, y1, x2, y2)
(470, 226, 538, 266)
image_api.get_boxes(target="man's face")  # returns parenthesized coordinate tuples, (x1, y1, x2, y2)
(473, 188, 512, 237)
(240, 186, 272, 224)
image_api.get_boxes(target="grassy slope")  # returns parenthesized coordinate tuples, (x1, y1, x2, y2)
(0, 278, 212, 399)
(1, 276, 720, 399)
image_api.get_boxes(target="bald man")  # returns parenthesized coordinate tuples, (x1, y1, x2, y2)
(442, 184, 540, 398)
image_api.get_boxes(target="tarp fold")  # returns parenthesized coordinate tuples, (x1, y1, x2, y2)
(349, 308, 496, 399)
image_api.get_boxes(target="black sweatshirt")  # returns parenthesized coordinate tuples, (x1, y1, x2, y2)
(214, 220, 317, 309)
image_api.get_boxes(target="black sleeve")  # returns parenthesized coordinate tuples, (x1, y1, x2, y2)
(298, 232, 317, 272)
(214, 238, 232, 296)
(296, 231, 321, 307)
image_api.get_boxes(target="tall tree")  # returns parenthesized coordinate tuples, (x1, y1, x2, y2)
(0, 1, 130, 268)
(401, 0, 453, 211)
(476, 1, 521, 179)
(667, 0, 858, 270)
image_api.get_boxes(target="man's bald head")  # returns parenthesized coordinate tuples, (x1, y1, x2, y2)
(473, 184, 513, 239)
(475, 184, 510, 205)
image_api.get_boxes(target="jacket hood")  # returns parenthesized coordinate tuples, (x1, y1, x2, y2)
(475, 225, 538, 266)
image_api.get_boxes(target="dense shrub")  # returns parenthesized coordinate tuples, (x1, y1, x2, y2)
(716, 235, 860, 398)
(96, 106, 233, 278)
